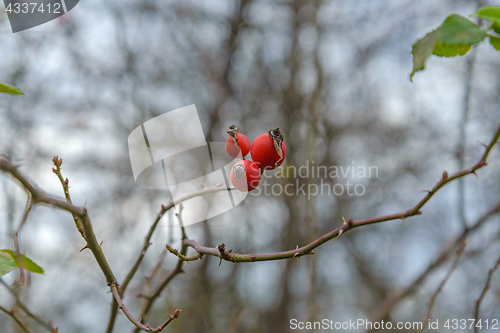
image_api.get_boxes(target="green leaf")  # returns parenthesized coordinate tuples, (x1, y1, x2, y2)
(0, 250, 44, 275)
(490, 36, 500, 50)
(492, 21, 500, 35)
(0, 252, 17, 277)
(437, 14, 486, 45)
(433, 40, 471, 57)
(410, 29, 438, 81)
(0, 82, 24, 95)
(471, 6, 500, 25)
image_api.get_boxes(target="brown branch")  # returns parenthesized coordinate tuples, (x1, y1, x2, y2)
(0, 305, 33, 333)
(105, 186, 231, 333)
(166, 123, 500, 264)
(133, 205, 191, 332)
(0, 278, 56, 332)
(416, 240, 467, 333)
(0, 154, 179, 332)
(12, 198, 33, 286)
(369, 200, 500, 328)
(111, 284, 179, 332)
(474, 255, 500, 333)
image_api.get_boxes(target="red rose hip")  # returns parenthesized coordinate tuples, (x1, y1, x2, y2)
(250, 128, 286, 170)
(226, 125, 251, 158)
(230, 160, 261, 192)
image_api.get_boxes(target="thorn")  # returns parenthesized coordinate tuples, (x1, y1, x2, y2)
(471, 170, 479, 179)
(79, 245, 90, 252)
(216, 182, 223, 187)
(417, 210, 423, 215)
(297, 256, 300, 264)
(99, 241, 104, 247)
(219, 257, 223, 267)
(337, 229, 343, 239)
(342, 216, 347, 225)
(401, 217, 405, 228)
(477, 141, 488, 148)
(435, 174, 440, 181)
(421, 190, 432, 194)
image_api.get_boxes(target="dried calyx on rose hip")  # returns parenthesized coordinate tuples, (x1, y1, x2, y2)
(250, 127, 287, 170)
(226, 125, 251, 158)
(230, 160, 261, 192)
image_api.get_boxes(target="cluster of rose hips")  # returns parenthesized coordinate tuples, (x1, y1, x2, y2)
(226, 125, 287, 192)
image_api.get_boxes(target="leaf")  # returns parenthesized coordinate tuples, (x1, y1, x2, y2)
(433, 40, 471, 57)
(492, 21, 500, 35)
(410, 30, 438, 81)
(0, 252, 17, 277)
(0, 250, 44, 275)
(0, 82, 24, 95)
(437, 14, 486, 45)
(471, 6, 500, 24)
(490, 36, 500, 50)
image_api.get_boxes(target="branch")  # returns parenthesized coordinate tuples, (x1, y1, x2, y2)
(474, 255, 500, 333)
(119, 185, 229, 294)
(0, 305, 33, 333)
(416, 240, 467, 333)
(12, 198, 33, 286)
(0, 278, 56, 332)
(0, 154, 179, 332)
(110, 284, 179, 332)
(369, 200, 500, 328)
(167, 123, 500, 264)
(51, 156, 117, 287)
(105, 186, 231, 333)
(134, 210, 191, 331)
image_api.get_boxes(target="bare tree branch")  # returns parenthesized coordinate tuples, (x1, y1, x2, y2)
(474, 255, 500, 333)
(416, 240, 467, 333)
(0, 305, 33, 333)
(369, 200, 500, 328)
(0, 278, 56, 332)
(166, 123, 500, 264)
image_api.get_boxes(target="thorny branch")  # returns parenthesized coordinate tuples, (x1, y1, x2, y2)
(369, 200, 500, 328)
(166, 124, 500, 264)
(0, 278, 56, 332)
(416, 240, 467, 333)
(0, 154, 180, 332)
(0, 122, 499, 332)
(0, 305, 33, 333)
(474, 255, 500, 333)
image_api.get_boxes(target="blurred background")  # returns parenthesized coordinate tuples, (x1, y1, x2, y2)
(1, 0, 500, 332)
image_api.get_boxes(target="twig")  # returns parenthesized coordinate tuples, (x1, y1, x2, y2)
(134, 210, 190, 331)
(416, 239, 467, 333)
(0, 305, 33, 333)
(473, 255, 500, 333)
(0, 155, 179, 332)
(12, 198, 33, 286)
(119, 185, 229, 294)
(166, 245, 203, 261)
(106, 185, 231, 333)
(0, 278, 56, 331)
(111, 284, 179, 332)
(168, 123, 500, 264)
(369, 200, 500, 328)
